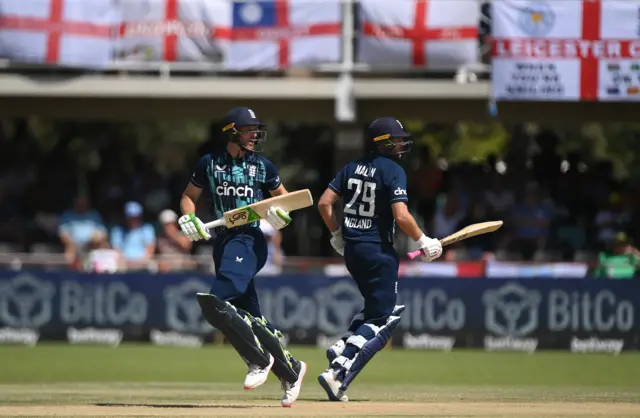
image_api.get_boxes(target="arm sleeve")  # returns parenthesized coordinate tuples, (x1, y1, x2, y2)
(58, 212, 71, 236)
(388, 165, 408, 204)
(190, 155, 209, 188)
(90, 210, 107, 234)
(328, 167, 345, 196)
(143, 225, 156, 244)
(110, 227, 123, 250)
(263, 158, 282, 190)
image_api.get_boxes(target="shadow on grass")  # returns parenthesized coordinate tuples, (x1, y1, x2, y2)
(94, 403, 268, 409)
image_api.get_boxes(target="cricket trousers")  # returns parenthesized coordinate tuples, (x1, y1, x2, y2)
(209, 226, 268, 318)
(344, 241, 399, 327)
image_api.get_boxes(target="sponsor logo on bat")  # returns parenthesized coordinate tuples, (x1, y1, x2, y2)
(229, 211, 248, 225)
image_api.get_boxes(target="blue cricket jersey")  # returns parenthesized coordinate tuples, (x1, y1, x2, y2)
(329, 154, 408, 243)
(190, 150, 281, 230)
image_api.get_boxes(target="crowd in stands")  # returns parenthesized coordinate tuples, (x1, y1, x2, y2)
(1, 120, 639, 276)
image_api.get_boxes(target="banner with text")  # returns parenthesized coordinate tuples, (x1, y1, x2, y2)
(492, 0, 640, 101)
(0, 271, 638, 354)
(357, 0, 480, 70)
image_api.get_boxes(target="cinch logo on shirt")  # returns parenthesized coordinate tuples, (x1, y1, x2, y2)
(394, 187, 407, 196)
(215, 182, 254, 197)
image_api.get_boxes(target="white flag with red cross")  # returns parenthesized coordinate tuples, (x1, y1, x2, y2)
(116, 0, 231, 62)
(226, 0, 341, 70)
(492, 0, 640, 101)
(0, 0, 118, 68)
(356, 0, 480, 70)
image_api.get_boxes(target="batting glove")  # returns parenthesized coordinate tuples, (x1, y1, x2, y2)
(265, 206, 291, 230)
(330, 228, 345, 256)
(416, 234, 442, 262)
(178, 213, 211, 241)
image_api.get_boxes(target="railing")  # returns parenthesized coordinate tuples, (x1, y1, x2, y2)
(0, 251, 597, 279)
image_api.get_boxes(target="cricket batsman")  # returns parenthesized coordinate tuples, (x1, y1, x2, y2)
(316, 117, 443, 401)
(178, 107, 307, 407)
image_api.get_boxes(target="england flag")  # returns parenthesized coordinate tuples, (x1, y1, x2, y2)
(0, 0, 118, 68)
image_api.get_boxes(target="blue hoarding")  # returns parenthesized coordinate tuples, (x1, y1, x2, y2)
(0, 271, 638, 352)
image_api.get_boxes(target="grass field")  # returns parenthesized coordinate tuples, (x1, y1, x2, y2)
(0, 344, 639, 417)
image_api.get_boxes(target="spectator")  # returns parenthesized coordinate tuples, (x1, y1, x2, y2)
(431, 193, 466, 239)
(456, 199, 495, 260)
(58, 195, 108, 269)
(156, 209, 193, 272)
(484, 175, 515, 218)
(259, 219, 284, 274)
(110, 201, 156, 270)
(593, 232, 640, 279)
(507, 184, 553, 260)
(594, 193, 629, 251)
(430, 193, 465, 260)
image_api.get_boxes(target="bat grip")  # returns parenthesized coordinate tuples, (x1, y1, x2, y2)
(407, 249, 424, 260)
(203, 218, 225, 229)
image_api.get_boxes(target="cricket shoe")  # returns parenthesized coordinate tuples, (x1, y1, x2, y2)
(280, 361, 307, 407)
(317, 368, 348, 402)
(326, 339, 346, 362)
(243, 353, 274, 390)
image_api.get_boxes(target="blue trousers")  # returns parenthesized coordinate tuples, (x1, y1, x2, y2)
(209, 227, 267, 319)
(344, 241, 399, 326)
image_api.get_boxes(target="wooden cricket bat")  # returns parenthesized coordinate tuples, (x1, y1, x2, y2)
(202, 189, 314, 230)
(407, 221, 504, 260)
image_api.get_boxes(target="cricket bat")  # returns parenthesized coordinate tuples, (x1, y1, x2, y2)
(407, 221, 504, 260)
(202, 189, 314, 230)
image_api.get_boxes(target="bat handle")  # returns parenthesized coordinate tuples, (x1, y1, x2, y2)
(203, 218, 225, 229)
(407, 249, 424, 260)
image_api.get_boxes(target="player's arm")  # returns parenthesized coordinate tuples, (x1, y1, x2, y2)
(178, 157, 211, 241)
(318, 188, 341, 234)
(389, 168, 442, 262)
(318, 170, 345, 256)
(180, 183, 201, 215)
(263, 160, 291, 230)
(269, 184, 288, 197)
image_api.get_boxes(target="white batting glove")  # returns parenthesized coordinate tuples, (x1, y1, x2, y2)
(265, 206, 291, 230)
(178, 213, 211, 241)
(416, 234, 442, 262)
(330, 229, 345, 256)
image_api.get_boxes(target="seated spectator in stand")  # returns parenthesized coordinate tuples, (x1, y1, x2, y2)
(484, 175, 515, 219)
(595, 192, 629, 251)
(456, 199, 495, 260)
(594, 232, 640, 279)
(507, 184, 553, 260)
(430, 193, 466, 261)
(157, 209, 193, 272)
(58, 195, 108, 269)
(110, 201, 156, 270)
(259, 219, 284, 274)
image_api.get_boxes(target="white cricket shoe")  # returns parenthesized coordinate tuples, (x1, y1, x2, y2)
(326, 339, 346, 362)
(317, 368, 348, 402)
(281, 361, 307, 407)
(243, 354, 274, 390)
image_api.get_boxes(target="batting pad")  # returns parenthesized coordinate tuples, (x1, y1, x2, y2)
(196, 293, 271, 368)
(339, 315, 402, 391)
(250, 316, 300, 384)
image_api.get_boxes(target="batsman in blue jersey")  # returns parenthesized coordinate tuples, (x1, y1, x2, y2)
(317, 117, 443, 401)
(178, 107, 306, 407)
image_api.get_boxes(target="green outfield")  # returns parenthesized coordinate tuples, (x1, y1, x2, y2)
(0, 344, 639, 417)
